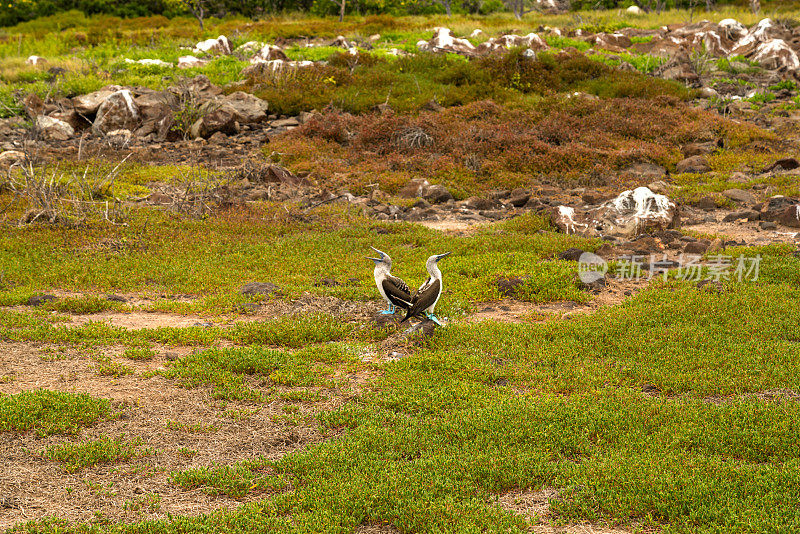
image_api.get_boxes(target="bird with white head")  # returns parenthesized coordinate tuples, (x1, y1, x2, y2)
(402, 252, 452, 326)
(366, 246, 412, 315)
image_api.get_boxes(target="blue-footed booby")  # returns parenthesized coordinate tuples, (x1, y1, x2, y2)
(367, 246, 412, 315)
(401, 252, 451, 326)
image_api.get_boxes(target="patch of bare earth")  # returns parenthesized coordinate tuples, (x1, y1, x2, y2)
(418, 219, 487, 235)
(468, 278, 649, 324)
(0, 341, 362, 529)
(492, 489, 637, 534)
(353, 523, 402, 533)
(8, 292, 383, 331)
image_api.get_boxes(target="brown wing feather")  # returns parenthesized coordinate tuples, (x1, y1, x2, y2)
(404, 278, 440, 320)
(382, 276, 412, 309)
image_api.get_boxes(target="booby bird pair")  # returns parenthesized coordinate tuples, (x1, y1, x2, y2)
(367, 247, 451, 325)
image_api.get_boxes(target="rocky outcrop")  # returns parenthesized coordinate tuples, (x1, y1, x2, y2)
(177, 56, 207, 69)
(642, 18, 800, 74)
(194, 36, 231, 55)
(222, 92, 269, 124)
(36, 115, 74, 140)
(92, 90, 140, 136)
(251, 44, 288, 63)
(477, 33, 548, 54)
(417, 27, 476, 55)
(551, 187, 678, 238)
(72, 86, 122, 116)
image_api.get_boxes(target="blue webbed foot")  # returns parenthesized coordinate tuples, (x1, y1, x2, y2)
(424, 312, 443, 326)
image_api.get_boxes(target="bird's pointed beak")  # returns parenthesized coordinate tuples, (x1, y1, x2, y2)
(435, 252, 452, 261)
(366, 256, 381, 263)
(369, 246, 388, 259)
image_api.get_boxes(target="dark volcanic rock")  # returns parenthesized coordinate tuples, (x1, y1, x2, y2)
(27, 294, 57, 306)
(683, 240, 710, 254)
(423, 184, 453, 204)
(722, 210, 760, 222)
(496, 276, 528, 298)
(763, 157, 799, 173)
(558, 248, 587, 261)
(676, 155, 710, 174)
(373, 313, 401, 327)
(240, 282, 281, 297)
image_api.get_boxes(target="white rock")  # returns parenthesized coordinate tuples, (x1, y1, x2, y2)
(626, 5, 643, 15)
(430, 27, 475, 52)
(552, 187, 677, 237)
(469, 29, 484, 38)
(193, 35, 231, 55)
(251, 44, 287, 63)
(236, 41, 266, 54)
(177, 55, 208, 69)
(36, 115, 75, 140)
(26, 55, 45, 66)
(752, 39, 800, 70)
(718, 18, 747, 40)
(124, 58, 172, 67)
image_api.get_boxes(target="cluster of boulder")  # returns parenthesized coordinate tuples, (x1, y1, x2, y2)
(416, 27, 548, 56)
(22, 76, 276, 142)
(413, 18, 799, 81)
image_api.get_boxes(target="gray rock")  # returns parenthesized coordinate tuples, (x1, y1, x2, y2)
(676, 155, 710, 174)
(722, 210, 760, 222)
(684, 240, 710, 254)
(507, 188, 530, 207)
(722, 188, 756, 204)
(72, 86, 121, 116)
(557, 248, 586, 261)
(188, 104, 239, 139)
(775, 204, 800, 228)
(36, 115, 74, 140)
(27, 294, 57, 306)
(92, 90, 140, 136)
(240, 282, 281, 297)
(423, 184, 453, 204)
(223, 92, 269, 124)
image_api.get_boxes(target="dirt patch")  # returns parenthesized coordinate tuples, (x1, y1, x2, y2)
(703, 388, 800, 405)
(354, 524, 402, 533)
(418, 219, 487, 235)
(9, 292, 384, 331)
(492, 488, 636, 534)
(0, 341, 358, 529)
(468, 278, 649, 324)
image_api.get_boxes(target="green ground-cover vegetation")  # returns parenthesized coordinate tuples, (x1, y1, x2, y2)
(0, 389, 113, 435)
(5, 274, 800, 532)
(0, 208, 599, 316)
